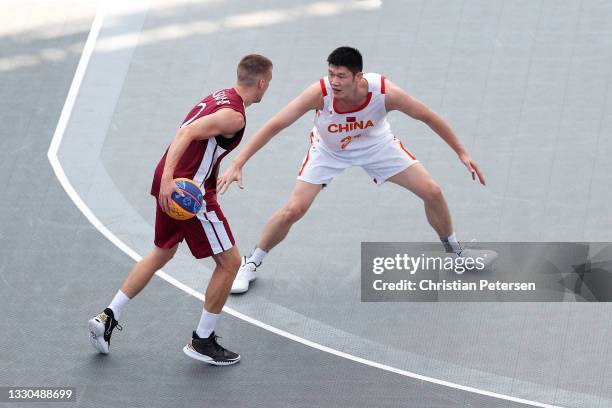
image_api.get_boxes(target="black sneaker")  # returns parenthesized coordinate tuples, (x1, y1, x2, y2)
(182, 331, 241, 366)
(88, 308, 122, 354)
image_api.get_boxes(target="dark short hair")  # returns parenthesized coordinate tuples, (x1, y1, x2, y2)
(237, 54, 273, 86)
(327, 46, 363, 75)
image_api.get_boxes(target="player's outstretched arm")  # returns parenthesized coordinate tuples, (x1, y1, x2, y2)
(158, 108, 245, 213)
(384, 79, 486, 185)
(217, 81, 324, 194)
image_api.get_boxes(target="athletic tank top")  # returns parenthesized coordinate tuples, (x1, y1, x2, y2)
(151, 88, 246, 205)
(313, 73, 392, 152)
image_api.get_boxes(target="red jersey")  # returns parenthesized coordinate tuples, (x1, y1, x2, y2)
(151, 88, 246, 205)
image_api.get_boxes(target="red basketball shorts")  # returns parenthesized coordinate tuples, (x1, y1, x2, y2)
(154, 199, 235, 259)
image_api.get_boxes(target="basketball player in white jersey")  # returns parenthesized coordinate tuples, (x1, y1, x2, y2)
(217, 47, 493, 294)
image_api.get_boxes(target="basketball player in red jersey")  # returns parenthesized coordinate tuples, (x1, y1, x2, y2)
(88, 55, 273, 365)
(218, 46, 495, 294)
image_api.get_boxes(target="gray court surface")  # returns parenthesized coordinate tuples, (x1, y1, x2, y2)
(1, 0, 612, 407)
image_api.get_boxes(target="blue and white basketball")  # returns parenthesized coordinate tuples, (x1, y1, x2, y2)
(168, 178, 203, 220)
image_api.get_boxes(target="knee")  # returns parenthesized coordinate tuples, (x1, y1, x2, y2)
(423, 183, 443, 204)
(217, 252, 241, 275)
(152, 246, 177, 265)
(280, 202, 308, 224)
(228, 253, 242, 272)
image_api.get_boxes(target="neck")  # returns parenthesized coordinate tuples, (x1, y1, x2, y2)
(233, 84, 253, 107)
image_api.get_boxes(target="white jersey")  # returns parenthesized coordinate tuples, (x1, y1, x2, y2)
(312, 73, 393, 152)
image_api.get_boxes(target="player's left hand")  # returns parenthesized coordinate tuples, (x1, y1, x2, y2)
(459, 153, 485, 185)
(217, 162, 244, 194)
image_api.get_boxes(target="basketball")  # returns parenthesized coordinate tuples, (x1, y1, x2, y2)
(167, 178, 203, 220)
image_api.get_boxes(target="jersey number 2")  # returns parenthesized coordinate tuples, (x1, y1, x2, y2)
(340, 135, 352, 149)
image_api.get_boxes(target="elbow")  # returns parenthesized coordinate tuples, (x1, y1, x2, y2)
(175, 127, 195, 142)
(233, 116, 246, 131)
(274, 115, 294, 133)
(269, 122, 285, 135)
(264, 118, 285, 136)
(222, 113, 245, 136)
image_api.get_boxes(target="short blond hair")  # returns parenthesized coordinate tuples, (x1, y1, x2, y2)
(237, 54, 273, 86)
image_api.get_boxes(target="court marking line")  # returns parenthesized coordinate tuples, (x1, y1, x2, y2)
(46, 3, 562, 408)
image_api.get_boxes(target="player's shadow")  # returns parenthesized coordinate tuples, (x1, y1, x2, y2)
(565, 262, 612, 301)
(531, 243, 612, 301)
(435, 242, 612, 301)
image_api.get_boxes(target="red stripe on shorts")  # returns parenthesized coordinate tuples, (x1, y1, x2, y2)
(399, 141, 416, 160)
(298, 149, 311, 176)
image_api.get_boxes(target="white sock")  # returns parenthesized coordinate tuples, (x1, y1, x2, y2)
(247, 247, 267, 265)
(108, 290, 130, 320)
(196, 309, 220, 338)
(441, 232, 462, 254)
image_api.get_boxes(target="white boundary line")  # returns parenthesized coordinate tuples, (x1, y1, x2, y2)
(46, 4, 562, 408)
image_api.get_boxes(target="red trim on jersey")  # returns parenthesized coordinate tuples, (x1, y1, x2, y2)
(298, 142, 311, 176)
(381, 75, 386, 94)
(399, 141, 416, 160)
(319, 79, 327, 96)
(333, 92, 372, 114)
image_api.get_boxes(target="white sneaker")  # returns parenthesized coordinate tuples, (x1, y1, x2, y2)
(454, 248, 498, 274)
(231, 257, 259, 294)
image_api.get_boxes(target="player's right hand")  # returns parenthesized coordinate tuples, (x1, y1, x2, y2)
(458, 153, 486, 186)
(159, 177, 184, 214)
(217, 162, 244, 194)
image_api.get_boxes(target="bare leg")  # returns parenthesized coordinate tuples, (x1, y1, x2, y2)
(204, 246, 242, 313)
(387, 163, 453, 238)
(257, 180, 323, 251)
(120, 244, 179, 298)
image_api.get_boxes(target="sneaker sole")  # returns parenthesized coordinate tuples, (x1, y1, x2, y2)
(230, 275, 257, 294)
(88, 318, 109, 354)
(230, 288, 247, 294)
(454, 250, 499, 274)
(182, 344, 240, 366)
(230, 283, 249, 294)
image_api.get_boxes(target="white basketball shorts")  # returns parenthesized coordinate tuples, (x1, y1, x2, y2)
(297, 133, 419, 186)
